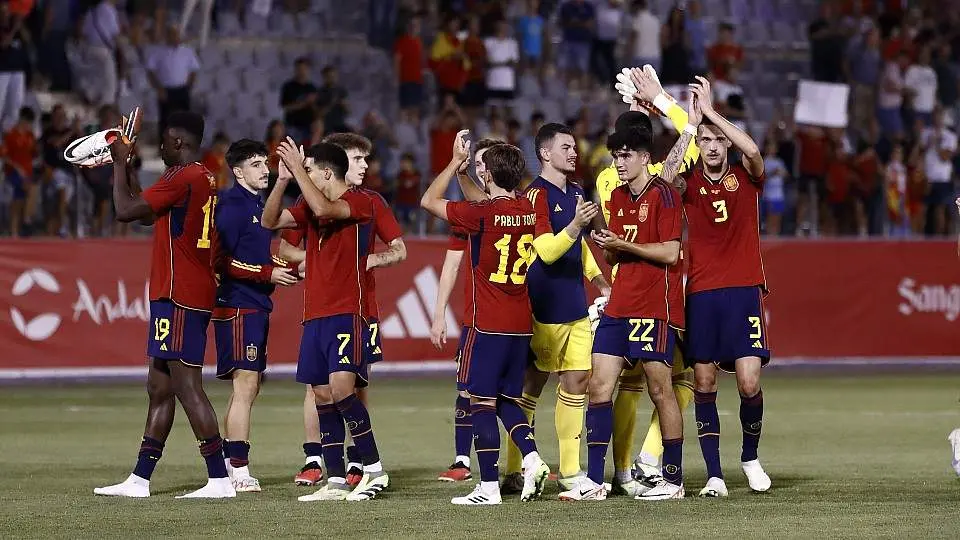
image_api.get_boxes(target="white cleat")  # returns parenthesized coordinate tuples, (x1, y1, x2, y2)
(948, 428, 960, 476)
(175, 477, 236, 499)
(452, 483, 502, 505)
(558, 477, 608, 501)
(520, 456, 550, 502)
(611, 478, 650, 497)
(233, 476, 262, 493)
(636, 480, 684, 500)
(633, 460, 663, 484)
(698, 477, 729, 497)
(298, 483, 350, 502)
(93, 474, 150, 498)
(741, 460, 772, 492)
(346, 473, 390, 501)
(557, 472, 585, 492)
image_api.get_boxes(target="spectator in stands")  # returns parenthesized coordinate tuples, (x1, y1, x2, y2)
(279, 57, 319, 144)
(4, 106, 35, 237)
(0, 1, 28, 132)
(484, 19, 519, 104)
(852, 139, 880, 236)
(845, 26, 882, 139)
(885, 142, 909, 236)
(318, 65, 349, 134)
(933, 41, 958, 119)
(203, 131, 230, 190)
(659, 6, 689, 85)
(361, 110, 397, 186)
(808, 2, 846, 83)
(592, 0, 623, 86)
(364, 154, 387, 199)
(516, 0, 544, 79)
(628, 0, 659, 71)
(903, 46, 938, 127)
(796, 125, 828, 236)
(430, 16, 469, 105)
(429, 102, 464, 232)
(461, 16, 487, 124)
(558, 0, 595, 88)
(762, 138, 787, 236)
(146, 25, 200, 141)
(264, 119, 285, 175)
(179, 0, 214, 47)
(80, 0, 122, 107)
(707, 23, 742, 84)
(80, 105, 118, 237)
(877, 52, 908, 140)
(685, 0, 707, 75)
(395, 152, 420, 232)
(394, 15, 425, 124)
(40, 104, 79, 237)
(520, 110, 544, 180)
(713, 65, 744, 119)
(921, 107, 957, 235)
(306, 117, 325, 147)
(36, 0, 74, 92)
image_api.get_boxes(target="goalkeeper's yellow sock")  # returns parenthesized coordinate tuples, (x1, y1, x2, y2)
(505, 392, 539, 474)
(555, 386, 586, 479)
(612, 366, 645, 478)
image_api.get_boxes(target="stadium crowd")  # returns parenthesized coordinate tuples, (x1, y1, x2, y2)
(0, 0, 957, 239)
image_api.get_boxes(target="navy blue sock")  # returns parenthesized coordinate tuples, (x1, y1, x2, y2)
(497, 398, 537, 457)
(335, 393, 381, 466)
(695, 391, 723, 479)
(585, 400, 613, 485)
(662, 437, 683, 485)
(303, 442, 323, 462)
(346, 444, 361, 468)
(454, 395, 473, 459)
(132, 436, 164, 480)
(316, 404, 346, 480)
(198, 435, 228, 479)
(226, 440, 250, 468)
(222, 439, 231, 460)
(740, 389, 764, 462)
(471, 403, 500, 482)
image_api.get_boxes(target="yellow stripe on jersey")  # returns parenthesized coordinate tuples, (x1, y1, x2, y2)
(230, 260, 263, 272)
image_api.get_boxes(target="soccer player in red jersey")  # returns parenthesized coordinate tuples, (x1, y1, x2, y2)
(262, 139, 389, 502)
(676, 77, 771, 496)
(93, 112, 236, 499)
(560, 107, 697, 502)
(421, 134, 550, 505)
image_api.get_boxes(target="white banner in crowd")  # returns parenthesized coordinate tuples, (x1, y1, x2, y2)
(794, 80, 850, 128)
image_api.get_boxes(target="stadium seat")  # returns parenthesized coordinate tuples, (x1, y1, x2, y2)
(216, 11, 243, 38)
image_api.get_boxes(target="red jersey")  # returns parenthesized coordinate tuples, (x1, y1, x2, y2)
(604, 180, 684, 327)
(446, 197, 536, 334)
(142, 162, 219, 311)
(681, 163, 767, 295)
(362, 189, 404, 320)
(288, 190, 375, 322)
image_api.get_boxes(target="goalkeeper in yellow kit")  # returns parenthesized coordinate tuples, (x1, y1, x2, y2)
(596, 66, 700, 495)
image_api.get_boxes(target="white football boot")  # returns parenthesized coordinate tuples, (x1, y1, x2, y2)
(520, 453, 550, 502)
(636, 479, 684, 500)
(947, 428, 960, 476)
(558, 477, 608, 501)
(698, 477, 729, 497)
(741, 460, 772, 492)
(452, 483, 502, 505)
(346, 473, 390, 501)
(175, 477, 236, 499)
(298, 482, 351, 502)
(93, 474, 150, 498)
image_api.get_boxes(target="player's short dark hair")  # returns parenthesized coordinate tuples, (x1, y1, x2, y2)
(167, 111, 205, 146)
(614, 111, 653, 134)
(531, 111, 545, 124)
(19, 106, 34, 122)
(321, 65, 336, 76)
(475, 138, 501, 153)
(225, 139, 269, 169)
(305, 142, 349, 180)
(606, 127, 654, 154)
(720, 22, 735, 33)
(534, 123, 574, 162)
(294, 56, 311, 67)
(322, 132, 372, 154)
(482, 144, 525, 192)
(213, 131, 230, 145)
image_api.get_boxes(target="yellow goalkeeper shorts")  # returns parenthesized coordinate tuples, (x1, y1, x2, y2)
(530, 317, 593, 373)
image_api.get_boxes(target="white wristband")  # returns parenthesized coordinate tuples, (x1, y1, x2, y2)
(683, 123, 698, 136)
(653, 93, 673, 115)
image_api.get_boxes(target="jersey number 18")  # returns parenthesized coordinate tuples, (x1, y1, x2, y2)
(489, 233, 533, 285)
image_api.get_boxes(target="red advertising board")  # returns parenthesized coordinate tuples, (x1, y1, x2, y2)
(1, 239, 958, 374)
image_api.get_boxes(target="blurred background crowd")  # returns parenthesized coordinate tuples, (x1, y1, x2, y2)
(0, 0, 958, 238)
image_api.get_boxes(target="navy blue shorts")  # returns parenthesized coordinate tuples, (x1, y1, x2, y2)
(297, 314, 369, 387)
(592, 315, 677, 368)
(213, 309, 269, 379)
(365, 318, 383, 364)
(455, 327, 530, 400)
(146, 300, 211, 366)
(686, 286, 771, 370)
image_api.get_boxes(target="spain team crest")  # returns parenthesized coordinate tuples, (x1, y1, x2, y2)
(638, 202, 649, 222)
(723, 174, 739, 191)
(245, 344, 258, 362)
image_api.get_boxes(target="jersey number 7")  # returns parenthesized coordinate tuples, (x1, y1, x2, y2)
(489, 233, 534, 285)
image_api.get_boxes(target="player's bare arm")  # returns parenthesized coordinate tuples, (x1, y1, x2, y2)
(367, 238, 407, 270)
(660, 84, 702, 193)
(592, 229, 680, 266)
(277, 137, 353, 220)
(431, 248, 464, 349)
(109, 138, 154, 222)
(278, 238, 306, 264)
(691, 76, 763, 178)
(421, 131, 471, 220)
(260, 175, 298, 229)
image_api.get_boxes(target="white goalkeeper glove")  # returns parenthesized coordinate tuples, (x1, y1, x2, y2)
(615, 68, 637, 105)
(588, 296, 609, 334)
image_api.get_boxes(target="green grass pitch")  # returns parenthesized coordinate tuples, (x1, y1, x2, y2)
(1, 372, 959, 539)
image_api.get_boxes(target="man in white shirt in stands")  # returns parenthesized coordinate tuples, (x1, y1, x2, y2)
(877, 52, 908, 139)
(921, 107, 957, 235)
(147, 25, 201, 141)
(630, 0, 660, 71)
(484, 20, 519, 103)
(80, 0, 122, 107)
(904, 47, 939, 126)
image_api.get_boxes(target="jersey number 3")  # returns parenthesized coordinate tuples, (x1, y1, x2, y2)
(712, 200, 728, 223)
(490, 233, 533, 285)
(197, 195, 219, 249)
